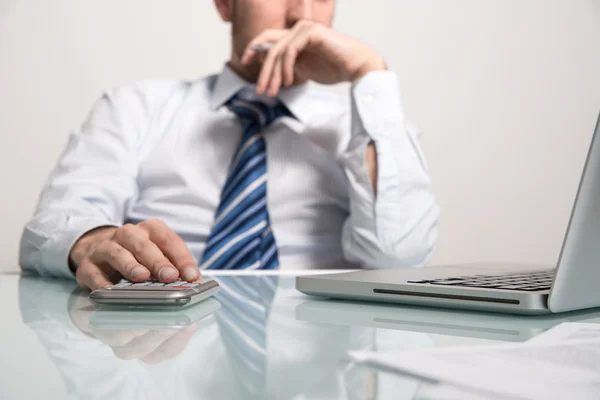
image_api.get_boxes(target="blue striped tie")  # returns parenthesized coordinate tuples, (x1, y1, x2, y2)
(200, 95, 290, 270)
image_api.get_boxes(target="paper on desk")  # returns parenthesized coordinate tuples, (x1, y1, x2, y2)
(349, 338, 600, 400)
(421, 384, 513, 400)
(528, 322, 600, 344)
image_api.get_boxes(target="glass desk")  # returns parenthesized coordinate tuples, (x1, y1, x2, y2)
(2, 272, 600, 400)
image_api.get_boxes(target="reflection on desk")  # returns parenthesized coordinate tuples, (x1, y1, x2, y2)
(295, 298, 600, 342)
(17, 274, 428, 400)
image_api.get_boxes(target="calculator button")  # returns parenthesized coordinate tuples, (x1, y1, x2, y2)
(171, 283, 200, 289)
(107, 280, 204, 291)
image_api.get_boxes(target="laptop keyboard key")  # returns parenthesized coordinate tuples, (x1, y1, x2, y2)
(454, 282, 490, 286)
(409, 269, 554, 291)
(495, 285, 529, 290)
(516, 286, 550, 291)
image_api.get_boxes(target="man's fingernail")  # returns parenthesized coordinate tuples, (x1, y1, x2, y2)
(131, 266, 147, 279)
(182, 267, 199, 282)
(158, 267, 178, 281)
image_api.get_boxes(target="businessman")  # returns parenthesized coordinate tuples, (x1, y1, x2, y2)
(20, 0, 439, 290)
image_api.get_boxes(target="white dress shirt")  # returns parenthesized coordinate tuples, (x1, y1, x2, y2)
(19, 65, 439, 278)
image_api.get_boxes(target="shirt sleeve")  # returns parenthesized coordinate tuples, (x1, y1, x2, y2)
(341, 70, 440, 269)
(18, 87, 144, 279)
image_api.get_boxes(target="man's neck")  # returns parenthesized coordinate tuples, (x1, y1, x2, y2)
(226, 55, 260, 84)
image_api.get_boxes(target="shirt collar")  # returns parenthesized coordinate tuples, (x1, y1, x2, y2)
(210, 65, 248, 111)
(210, 64, 314, 125)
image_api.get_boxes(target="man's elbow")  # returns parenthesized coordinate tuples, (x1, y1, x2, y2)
(383, 225, 438, 268)
(19, 222, 54, 278)
(343, 209, 439, 269)
(19, 231, 41, 276)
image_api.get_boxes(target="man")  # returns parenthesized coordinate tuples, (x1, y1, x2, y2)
(20, 0, 439, 290)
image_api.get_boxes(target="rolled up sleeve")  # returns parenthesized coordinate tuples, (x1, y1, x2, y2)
(341, 70, 440, 268)
(19, 87, 144, 279)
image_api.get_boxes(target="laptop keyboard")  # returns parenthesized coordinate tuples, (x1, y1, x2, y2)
(408, 269, 554, 291)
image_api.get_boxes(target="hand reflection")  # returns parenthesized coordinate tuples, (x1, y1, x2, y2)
(94, 324, 200, 364)
(18, 274, 422, 400)
(67, 290, 213, 364)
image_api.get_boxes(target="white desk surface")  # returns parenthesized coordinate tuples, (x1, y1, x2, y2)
(2, 271, 599, 400)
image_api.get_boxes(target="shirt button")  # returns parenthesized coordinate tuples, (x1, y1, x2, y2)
(364, 94, 375, 103)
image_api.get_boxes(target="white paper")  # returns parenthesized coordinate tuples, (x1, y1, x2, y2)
(421, 385, 510, 400)
(528, 322, 600, 344)
(349, 338, 600, 400)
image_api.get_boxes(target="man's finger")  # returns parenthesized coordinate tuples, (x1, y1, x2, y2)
(76, 260, 113, 291)
(268, 56, 284, 97)
(242, 29, 287, 65)
(256, 36, 293, 95)
(282, 46, 299, 87)
(256, 44, 282, 95)
(114, 222, 179, 282)
(90, 241, 150, 282)
(137, 219, 199, 282)
(243, 42, 274, 66)
(282, 26, 312, 87)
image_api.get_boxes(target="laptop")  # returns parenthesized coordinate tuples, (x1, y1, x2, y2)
(296, 112, 600, 315)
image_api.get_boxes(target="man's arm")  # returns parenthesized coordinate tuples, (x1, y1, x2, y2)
(341, 70, 439, 268)
(19, 88, 139, 279)
(242, 22, 440, 268)
(19, 82, 201, 288)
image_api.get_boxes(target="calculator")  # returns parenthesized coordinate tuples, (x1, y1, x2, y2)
(89, 278, 220, 309)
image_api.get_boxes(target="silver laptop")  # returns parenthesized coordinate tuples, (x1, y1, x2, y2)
(297, 112, 600, 315)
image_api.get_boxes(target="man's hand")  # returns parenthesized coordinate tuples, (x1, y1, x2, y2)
(241, 20, 386, 97)
(70, 219, 200, 291)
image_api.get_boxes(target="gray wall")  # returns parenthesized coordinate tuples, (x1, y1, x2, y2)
(1, 0, 599, 272)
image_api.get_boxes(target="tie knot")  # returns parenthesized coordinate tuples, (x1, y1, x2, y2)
(227, 95, 291, 128)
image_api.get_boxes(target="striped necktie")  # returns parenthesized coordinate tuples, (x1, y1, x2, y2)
(200, 95, 290, 270)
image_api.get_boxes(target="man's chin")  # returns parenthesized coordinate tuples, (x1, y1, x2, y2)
(227, 59, 309, 90)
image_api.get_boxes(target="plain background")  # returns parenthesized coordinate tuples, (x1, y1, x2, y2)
(1, 0, 599, 274)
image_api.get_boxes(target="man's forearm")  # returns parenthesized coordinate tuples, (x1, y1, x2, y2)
(341, 70, 439, 268)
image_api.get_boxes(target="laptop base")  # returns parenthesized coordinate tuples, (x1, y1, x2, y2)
(296, 263, 553, 315)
